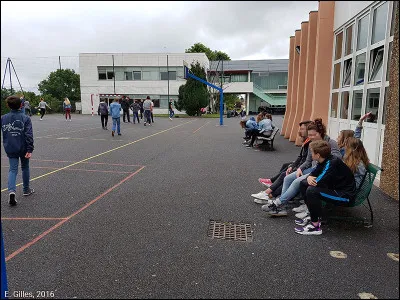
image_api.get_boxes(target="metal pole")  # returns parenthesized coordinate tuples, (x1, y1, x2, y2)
(167, 54, 169, 105)
(2, 58, 10, 89)
(10, 59, 24, 93)
(59, 56, 61, 71)
(112, 55, 115, 94)
(9, 59, 12, 92)
(219, 91, 223, 126)
(221, 59, 224, 115)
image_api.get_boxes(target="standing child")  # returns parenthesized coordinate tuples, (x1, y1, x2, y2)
(1, 96, 35, 206)
(143, 96, 152, 126)
(36, 97, 51, 120)
(169, 100, 175, 120)
(130, 100, 141, 124)
(110, 97, 122, 136)
(98, 99, 109, 129)
(63, 97, 72, 121)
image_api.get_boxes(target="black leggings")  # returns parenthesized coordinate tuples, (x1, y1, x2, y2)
(101, 115, 108, 128)
(40, 108, 46, 119)
(300, 181, 354, 222)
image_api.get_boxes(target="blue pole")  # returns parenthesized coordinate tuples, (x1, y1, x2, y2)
(1, 223, 8, 299)
(219, 92, 223, 126)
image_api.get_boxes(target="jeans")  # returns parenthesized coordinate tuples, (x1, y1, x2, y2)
(101, 115, 108, 128)
(133, 112, 140, 123)
(169, 110, 175, 118)
(144, 110, 151, 124)
(279, 167, 314, 204)
(112, 117, 121, 134)
(8, 156, 30, 193)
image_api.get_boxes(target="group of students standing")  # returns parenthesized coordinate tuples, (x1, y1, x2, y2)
(245, 112, 371, 235)
(97, 95, 175, 137)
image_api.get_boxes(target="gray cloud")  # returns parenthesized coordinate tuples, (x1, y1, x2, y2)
(1, 1, 318, 93)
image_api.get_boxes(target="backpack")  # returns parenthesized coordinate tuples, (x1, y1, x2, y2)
(99, 102, 108, 115)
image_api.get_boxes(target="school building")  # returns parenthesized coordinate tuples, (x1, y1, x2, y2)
(281, 1, 399, 199)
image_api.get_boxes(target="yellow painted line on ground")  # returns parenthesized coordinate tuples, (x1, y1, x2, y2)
(358, 292, 378, 299)
(329, 251, 347, 259)
(387, 253, 399, 262)
(1, 120, 194, 193)
(193, 121, 211, 133)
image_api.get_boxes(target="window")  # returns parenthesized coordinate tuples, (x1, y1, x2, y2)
(357, 14, 369, 50)
(133, 71, 141, 80)
(98, 68, 106, 80)
(354, 53, 366, 85)
(369, 46, 384, 81)
(352, 90, 363, 120)
(345, 25, 354, 55)
(125, 72, 133, 80)
(372, 2, 388, 44)
(152, 99, 160, 108)
(386, 42, 392, 81)
(342, 58, 352, 86)
(335, 32, 343, 60)
(107, 71, 114, 80)
(340, 91, 350, 119)
(161, 71, 176, 80)
(332, 63, 341, 89)
(278, 85, 287, 89)
(365, 88, 380, 123)
(142, 70, 159, 81)
(160, 72, 168, 80)
(382, 87, 388, 124)
(391, 1, 399, 36)
(330, 93, 338, 117)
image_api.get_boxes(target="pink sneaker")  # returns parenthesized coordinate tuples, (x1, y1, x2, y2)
(258, 178, 272, 187)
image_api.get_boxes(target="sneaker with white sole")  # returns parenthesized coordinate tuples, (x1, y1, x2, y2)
(261, 202, 276, 212)
(295, 222, 322, 235)
(295, 210, 310, 219)
(254, 198, 271, 205)
(251, 191, 268, 200)
(267, 204, 288, 217)
(292, 204, 308, 213)
(23, 188, 35, 196)
(294, 216, 311, 226)
(9, 192, 17, 206)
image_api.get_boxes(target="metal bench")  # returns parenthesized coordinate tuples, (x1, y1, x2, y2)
(254, 127, 280, 151)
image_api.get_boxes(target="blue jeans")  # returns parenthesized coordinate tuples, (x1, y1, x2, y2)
(8, 156, 30, 193)
(169, 110, 175, 118)
(112, 117, 121, 134)
(133, 112, 140, 123)
(144, 110, 151, 124)
(279, 167, 314, 204)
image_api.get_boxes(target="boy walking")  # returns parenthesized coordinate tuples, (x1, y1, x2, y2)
(130, 100, 141, 124)
(1, 95, 35, 206)
(143, 96, 152, 126)
(110, 98, 122, 136)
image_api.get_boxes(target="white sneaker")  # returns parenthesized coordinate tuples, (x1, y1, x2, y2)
(254, 198, 272, 205)
(251, 191, 268, 200)
(292, 204, 308, 213)
(295, 210, 310, 219)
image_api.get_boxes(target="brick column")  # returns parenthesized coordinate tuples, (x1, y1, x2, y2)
(281, 36, 295, 136)
(380, 4, 399, 200)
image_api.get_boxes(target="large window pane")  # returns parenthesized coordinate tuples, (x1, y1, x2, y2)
(330, 93, 338, 118)
(107, 71, 114, 80)
(169, 71, 176, 80)
(357, 14, 369, 50)
(342, 58, 352, 86)
(386, 42, 392, 81)
(391, 1, 399, 36)
(345, 25, 354, 55)
(125, 72, 133, 80)
(365, 88, 380, 123)
(354, 53, 366, 85)
(352, 91, 363, 120)
(382, 87, 388, 124)
(332, 63, 341, 89)
(160, 72, 168, 80)
(340, 91, 350, 119)
(335, 32, 343, 60)
(372, 2, 388, 44)
(133, 71, 142, 80)
(369, 46, 384, 81)
(98, 68, 106, 80)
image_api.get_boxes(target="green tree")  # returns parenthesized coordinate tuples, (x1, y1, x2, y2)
(224, 94, 240, 110)
(175, 62, 209, 116)
(38, 68, 80, 107)
(1, 88, 15, 115)
(185, 42, 231, 61)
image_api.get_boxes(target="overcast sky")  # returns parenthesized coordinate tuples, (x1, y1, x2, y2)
(1, 1, 318, 93)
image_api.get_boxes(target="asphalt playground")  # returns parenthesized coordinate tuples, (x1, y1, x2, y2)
(1, 113, 399, 299)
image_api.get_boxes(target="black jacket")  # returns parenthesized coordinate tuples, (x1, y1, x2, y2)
(309, 155, 357, 199)
(289, 138, 311, 170)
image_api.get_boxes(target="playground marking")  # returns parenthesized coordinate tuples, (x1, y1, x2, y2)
(1, 158, 143, 167)
(1, 166, 133, 174)
(2, 217, 67, 221)
(5, 166, 145, 262)
(1, 120, 194, 193)
(193, 121, 211, 133)
(329, 251, 347, 259)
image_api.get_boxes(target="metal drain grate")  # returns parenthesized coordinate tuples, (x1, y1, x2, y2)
(207, 220, 253, 242)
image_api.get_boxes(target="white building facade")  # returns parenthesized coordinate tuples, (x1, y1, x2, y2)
(328, 1, 397, 168)
(79, 53, 209, 115)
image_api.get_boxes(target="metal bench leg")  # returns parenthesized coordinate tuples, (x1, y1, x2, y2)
(364, 196, 374, 228)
